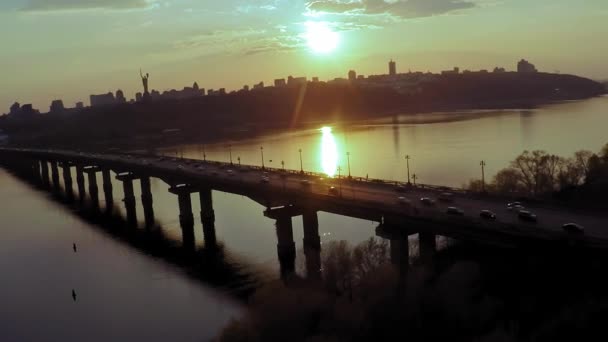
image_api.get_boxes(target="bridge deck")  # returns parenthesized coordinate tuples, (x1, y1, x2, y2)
(2, 147, 608, 250)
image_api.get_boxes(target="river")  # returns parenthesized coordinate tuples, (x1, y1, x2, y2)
(1, 96, 607, 341)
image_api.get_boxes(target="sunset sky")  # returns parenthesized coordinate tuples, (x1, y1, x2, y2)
(1, 0, 607, 111)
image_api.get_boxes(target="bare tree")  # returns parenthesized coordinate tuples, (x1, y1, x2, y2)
(510, 150, 564, 195)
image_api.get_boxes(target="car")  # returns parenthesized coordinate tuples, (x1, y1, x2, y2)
(518, 210, 537, 223)
(176, 164, 184, 170)
(196, 165, 205, 170)
(328, 186, 339, 196)
(227, 169, 234, 175)
(439, 192, 454, 202)
(420, 197, 435, 206)
(260, 176, 270, 183)
(480, 210, 497, 220)
(300, 179, 312, 186)
(507, 202, 522, 209)
(446, 207, 465, 216)
(508, 204, 525, 211)
(562, 223, 585, 234)
(397, 196, 411, 205)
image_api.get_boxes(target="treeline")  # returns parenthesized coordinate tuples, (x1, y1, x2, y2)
(218, 237, 608, 341)
(467, 143, 608, 204)
(1, 72, 604, 148)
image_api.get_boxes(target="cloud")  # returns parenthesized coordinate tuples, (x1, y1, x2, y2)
(21, 0, 157, 12)
(307, 0, 477, 18)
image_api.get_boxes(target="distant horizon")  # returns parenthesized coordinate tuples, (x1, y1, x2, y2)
(1, 0, 607, 110)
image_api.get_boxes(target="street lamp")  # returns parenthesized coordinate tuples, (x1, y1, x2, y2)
(337, 166, 343, 197)
(281, 160, 285, 171)
(228, 144, 233, 166)
(298, 149, 303, 174)
(238, 156, 241, 166)
(203, 145, 207, 162)
(346, 152, 352, 179)
(412, 173, 417, 186)
(260, 146, 265, 170)
(480, 160, 486, 193)
(405, 155, 411, 184)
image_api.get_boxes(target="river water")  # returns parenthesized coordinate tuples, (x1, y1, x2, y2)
(1, 96, 607, 341)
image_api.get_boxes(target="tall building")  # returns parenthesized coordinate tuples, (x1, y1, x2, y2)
(135, 92, 143, 102)
(49, 100, 65, 113)
(348, 70, 357, 81)
(9, 102, 20, 115)
(517, 59, 537, 73)
(274, 78, 286, 87)
(116, 90, 126, 103)
(389, 59, 396, 76)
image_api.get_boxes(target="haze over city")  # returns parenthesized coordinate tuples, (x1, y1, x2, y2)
(1, 0, 607, 109)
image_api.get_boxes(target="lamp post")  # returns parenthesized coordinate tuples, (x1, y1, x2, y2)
(298, 149, 303, 174)
(203, 145, 207, 162)
(238, 156, 241, 166)
(260, 146, 265, 170)
(412, 173, 417, 186)
(337, 166, 343, 197)
(346, 152, 351, 179)
(229, 144, 233, 166)
(480, 160, 486, 193)
(405, 155, 411, 184)
(281, 160, 285, 171)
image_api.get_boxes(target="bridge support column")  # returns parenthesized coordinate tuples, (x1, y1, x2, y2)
(85, 167, 100, 211)
(419, 232, 437, 264)
(75, 166, 86, 203)
(390, 237, 409, 273)
(303, 210, 321, 280)
(50, 161, 60, 194)
(276, 215, 296, 278)
(199, 188, 216, 246)
(60, 163, 74, 202)
(102, 169, 114, 214)
(140, 176, 155, 228)
(40, 161, 50, 189)
(32, 160, 42, 185)
(116, 173, 137, 227)
(170, 185, 196, 251)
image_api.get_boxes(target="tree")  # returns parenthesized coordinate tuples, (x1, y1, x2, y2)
(492, 168, 522, 194)
(510, 150, 564, 195)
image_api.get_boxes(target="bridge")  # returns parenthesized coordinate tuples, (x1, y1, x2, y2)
(1, 147, 608, 278)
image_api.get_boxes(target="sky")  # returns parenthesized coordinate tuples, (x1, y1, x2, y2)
(0, 0, 607, 111)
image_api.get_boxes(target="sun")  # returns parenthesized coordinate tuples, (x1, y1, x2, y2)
(304, 21, 339, 54)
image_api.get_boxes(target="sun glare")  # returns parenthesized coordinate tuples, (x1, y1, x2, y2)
(304, 21, 339, 54)
(320, 126, 338, 177)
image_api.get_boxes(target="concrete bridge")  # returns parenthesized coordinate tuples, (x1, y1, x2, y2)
(2, 147, 608, 278)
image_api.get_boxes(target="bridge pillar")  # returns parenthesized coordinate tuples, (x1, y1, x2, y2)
(140, 176, 155, 228)
(170, 185, 196, 251)
(40, 161, 50, 189)
(84, 167, 100, 211)
(50, 161, 60, 194)
(75, 166, 86, 203)
(419, 232, 437, 264)
(199, 188, 216, 246)
(276, 214, 296, 278)
(303, 210, 321, 280)
(60, 163, 74, 202)
(32, 160, 42, 185)
(116, 173, 137, 227)
(102, 169, 114, 214)
(390, 237, 409, 273)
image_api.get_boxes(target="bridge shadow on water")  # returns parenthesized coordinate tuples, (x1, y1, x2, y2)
(2, 164, 264, 302)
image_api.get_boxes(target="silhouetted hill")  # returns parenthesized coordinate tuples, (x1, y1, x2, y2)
(1, 72, 604, 148)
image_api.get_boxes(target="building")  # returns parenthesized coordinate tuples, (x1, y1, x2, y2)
(252, 81, 265, 90)
(116, 90, 126, 103)
(90, 92, 116, 107)
(493, 67, 506, 73)
(9, 102, 20, 115)
(49, 100, 65, 113)
(357, 75, 365, 80)
(517, 59, 537, 73)
(348, 70, 357, 81)
(75, 102, 84, 109)
(274, 78, 286, 87)
(135, 92, 143, 102)
(243, 85, 250, 92)
(219, 88, 226, 95)
(441, 67, 460, 75)
(287, 76, 307, 87)
(389, 60, 396, 76)
(312, 77, 319, 82)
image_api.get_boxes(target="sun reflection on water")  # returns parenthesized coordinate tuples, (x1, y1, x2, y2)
(320, 126, 338, 177)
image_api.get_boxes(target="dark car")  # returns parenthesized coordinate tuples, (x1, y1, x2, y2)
(480, 210, 497, 220)
(446, 207, 464, 216)
(562, 223, 584, 234)
(328, 186, 339, 196)
(394, 185, 407, 193)
(420, 197, 435, 206)
(518, 210, 537, 223)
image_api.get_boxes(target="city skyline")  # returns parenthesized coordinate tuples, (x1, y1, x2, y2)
(1, 0, 607, 109)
